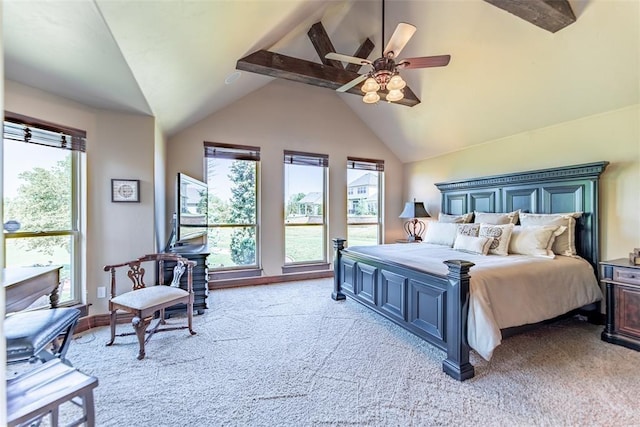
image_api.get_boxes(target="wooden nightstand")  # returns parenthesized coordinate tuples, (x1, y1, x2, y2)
(601, 258, 640, 351)
(395, 239, 421, 243)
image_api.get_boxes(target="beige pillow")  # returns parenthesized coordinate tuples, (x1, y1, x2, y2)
(479, 223, 514, 256)
(519, 213, 582, 256)
(508, 225, 566, 258)
(453, 235, 492, 255)
(439, 212, 474, 223)
(423, 222, 458, 247)
(474, 210, 520, 225)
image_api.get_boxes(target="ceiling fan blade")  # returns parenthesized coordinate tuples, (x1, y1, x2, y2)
(383, 23, 417, 58)
(336, 74, 368, 93)
(398, 55, 451, 69)
(325, 52, 371, 67)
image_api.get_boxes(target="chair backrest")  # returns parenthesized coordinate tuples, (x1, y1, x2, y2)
(104, 253, 195, 296)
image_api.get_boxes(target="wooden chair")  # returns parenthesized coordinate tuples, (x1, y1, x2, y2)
(104, 253, 197, 360)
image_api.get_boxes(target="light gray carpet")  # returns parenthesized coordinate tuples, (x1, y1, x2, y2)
(11, 279, 639, 426)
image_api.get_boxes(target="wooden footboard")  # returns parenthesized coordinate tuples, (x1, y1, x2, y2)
(332, 238, 475, 381)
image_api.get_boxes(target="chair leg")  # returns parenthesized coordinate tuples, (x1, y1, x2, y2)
(187, 300, 196, 336)
(132, 316, 151, 360)
(106, 310, 117, 347)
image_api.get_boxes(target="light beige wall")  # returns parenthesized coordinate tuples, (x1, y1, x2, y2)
(167, 79, 405, 276)
(3, 81, 156, 314)
(154, 122, 167, 250)
(404, 104, 640, 261)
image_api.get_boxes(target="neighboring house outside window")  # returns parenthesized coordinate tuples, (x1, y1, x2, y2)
(2, 112, 85, 307)
(283, 150, 329, 271)
(347, 157, 384, 246)
(204, 142, 260, 274)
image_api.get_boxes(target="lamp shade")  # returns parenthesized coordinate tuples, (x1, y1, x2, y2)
(399, 201, 430, 219)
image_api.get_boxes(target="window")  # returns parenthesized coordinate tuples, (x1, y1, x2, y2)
(284, 150, 328, 267)
(347, 157, 383, 246)
(3, 112, 85, 307)
(204, 142, 260, 271)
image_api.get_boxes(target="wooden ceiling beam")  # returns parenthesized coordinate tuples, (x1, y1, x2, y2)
(307, 22, 343, 69)
(346, 38, 375, 73)
(483, 0, 576, 33)
(236, 50, 420, 107)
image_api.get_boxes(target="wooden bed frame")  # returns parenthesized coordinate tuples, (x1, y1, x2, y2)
(332, 161, 608, 381)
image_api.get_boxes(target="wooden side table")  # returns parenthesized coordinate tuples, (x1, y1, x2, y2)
(601, 258, 640, 351)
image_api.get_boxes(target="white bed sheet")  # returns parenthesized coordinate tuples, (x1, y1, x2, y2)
(343, 243, 602, 360)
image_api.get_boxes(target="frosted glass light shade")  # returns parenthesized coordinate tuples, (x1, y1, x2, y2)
(363, 91, 380, 104)
(361, 77, 380, 93)
(386, 89, 404, 102)
(387, 74, 406, 91)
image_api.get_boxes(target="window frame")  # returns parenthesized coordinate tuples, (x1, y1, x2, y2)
(204, 141, 261, 274)
(346, 156, 384, 246)
(283, 150, 329, 270)
(3, 111, 85, 307)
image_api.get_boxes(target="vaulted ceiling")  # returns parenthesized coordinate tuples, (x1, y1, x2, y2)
(3, 1, 639, 162)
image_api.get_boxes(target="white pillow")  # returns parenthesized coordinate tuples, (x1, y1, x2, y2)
(438, 212, 474, 223)
(423, 222, 458, 247)
(479, 223, 514, 256)
(519, 212, 582, 256)
(474, 210, 520, 225)
(453, 235, 492, 255)
(508, 225, 566, 258)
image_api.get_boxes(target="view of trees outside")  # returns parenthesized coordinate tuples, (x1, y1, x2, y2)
(3, 139, 76, 304)
(206, 158, 258, 269)
(347, 169, 380, 246)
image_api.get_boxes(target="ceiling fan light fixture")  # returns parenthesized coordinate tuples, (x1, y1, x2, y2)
(361, 77, 381, 93)
(386, 89, 404, 102)
(386, 74, 406, 91)
(363, 91, 381, 104)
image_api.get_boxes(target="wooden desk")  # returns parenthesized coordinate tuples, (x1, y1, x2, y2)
(3, 266, 62, 313)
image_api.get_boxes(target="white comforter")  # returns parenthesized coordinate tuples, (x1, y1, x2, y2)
(343, 243, 602, 360)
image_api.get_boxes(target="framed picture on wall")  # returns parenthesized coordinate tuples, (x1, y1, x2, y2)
(111, 179, 140, 203)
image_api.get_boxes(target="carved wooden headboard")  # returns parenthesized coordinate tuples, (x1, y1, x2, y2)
(434, 162, 609, 272)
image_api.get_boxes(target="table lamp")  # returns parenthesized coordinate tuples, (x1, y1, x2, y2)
(399, 199, 430, 241)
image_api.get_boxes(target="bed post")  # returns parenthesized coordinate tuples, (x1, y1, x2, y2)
(443, 260, 475, 381)
(332, 238, 346, 301)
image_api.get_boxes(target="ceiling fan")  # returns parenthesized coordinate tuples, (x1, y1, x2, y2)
(325, 0, 451, 104)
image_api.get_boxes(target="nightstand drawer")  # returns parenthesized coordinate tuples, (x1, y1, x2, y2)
(613, 267, 640, 286)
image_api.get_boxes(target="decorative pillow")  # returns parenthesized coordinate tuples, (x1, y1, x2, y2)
(473, 210, 520, 225)
(519, 212, 582, 256)
(457, 223, 480, 237)
(453, 235, 492, 255)
(479, 223, 514, 256)
(438, 212, 474, 223)
(423, 222, 458, 247)
(508, 225, 566, 258)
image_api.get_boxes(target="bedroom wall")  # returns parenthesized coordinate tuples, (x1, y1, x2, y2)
(167, 79, 405, 277)
(403, 104, 640, 262)
(3, 81, 157, 314)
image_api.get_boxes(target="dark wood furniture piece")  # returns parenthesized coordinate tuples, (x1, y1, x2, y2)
(333, 161, 608, 381)
(5, 307, 81, 366)
(3, 266, 62, 313)
(104, 253, 197, 360)
(165, 244, 209, 316)
(601, 258, 640, 351)
(7, 358, 98, 427)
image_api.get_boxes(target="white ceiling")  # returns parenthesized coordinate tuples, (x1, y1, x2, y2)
(3, 0, 639, 163)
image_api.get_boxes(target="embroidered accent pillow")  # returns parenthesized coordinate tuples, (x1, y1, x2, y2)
(457, 223, 481, 237)
(479, 223, 514, 256)
(453, 235, 492, 255)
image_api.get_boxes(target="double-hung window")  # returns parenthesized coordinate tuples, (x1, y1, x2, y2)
(204, 142, 260, 271)
(283, 150, 328, 269)
(347, 157, 384, 246)
(3, 112, 85, 307)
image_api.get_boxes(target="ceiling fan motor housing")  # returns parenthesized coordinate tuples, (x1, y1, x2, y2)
(371, 57, 398, 89)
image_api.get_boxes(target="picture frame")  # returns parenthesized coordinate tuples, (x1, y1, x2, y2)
(111, 179, 140, 203)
